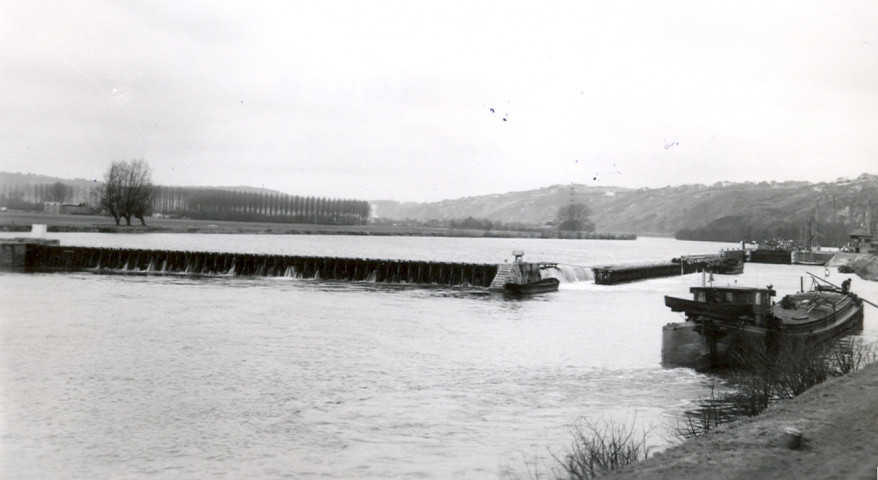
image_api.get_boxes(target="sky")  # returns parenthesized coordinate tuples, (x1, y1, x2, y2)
(2, 1, 877, 202)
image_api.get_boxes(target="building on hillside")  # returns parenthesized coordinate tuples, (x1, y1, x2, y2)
(44, 202, 93, 215)
(44, 202, 61, 214)
(847, 228, 873, 253)
(61, 203, 93, 215)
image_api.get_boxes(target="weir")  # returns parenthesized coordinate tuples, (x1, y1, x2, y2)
(17, 244, 501, 287)
(2, 239, 734, 287)
(593, 262, 690, 285)
(592, 254, 726, 285)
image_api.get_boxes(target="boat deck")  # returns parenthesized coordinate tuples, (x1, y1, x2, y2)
(772, 291, 856, 327)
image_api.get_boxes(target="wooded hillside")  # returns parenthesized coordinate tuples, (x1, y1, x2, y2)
(374, 174, 878, 244)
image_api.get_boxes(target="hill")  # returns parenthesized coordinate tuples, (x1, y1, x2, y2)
(0, 172, 99, 190)
(4, 171, 877, 243)
(0, 172, 286, 196)
(374, 174, 878, 242)
(373, 185, 633, 229)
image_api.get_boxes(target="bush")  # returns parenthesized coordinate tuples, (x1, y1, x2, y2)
(552, 417, 652, 480)
(680, 337, 878, 438)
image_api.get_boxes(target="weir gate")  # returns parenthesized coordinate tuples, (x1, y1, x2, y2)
(19, 244, 502, 287)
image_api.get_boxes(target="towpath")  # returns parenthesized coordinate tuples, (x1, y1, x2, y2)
(607, 361, 878, 480)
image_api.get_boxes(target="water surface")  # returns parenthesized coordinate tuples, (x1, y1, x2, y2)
(1, 234, 874, 479)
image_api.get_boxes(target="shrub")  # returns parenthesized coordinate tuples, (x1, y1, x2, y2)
(681, 336, 878, 439)
(552, 417, 652, 480)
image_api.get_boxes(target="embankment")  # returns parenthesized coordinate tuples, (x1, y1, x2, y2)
(0, 211, 635, 239)
(606, 361, 878, 480)
(849, 254, 878, 281)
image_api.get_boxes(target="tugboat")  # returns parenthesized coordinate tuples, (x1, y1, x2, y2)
(489, 251, 560, 294)
(662, 273, 865, 369)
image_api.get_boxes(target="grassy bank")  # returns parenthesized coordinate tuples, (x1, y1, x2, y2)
(0, 211, 635, 239)
(505, 337, 878, 480)
(605, 358, 878, 480)
(677, 338, 877, 438)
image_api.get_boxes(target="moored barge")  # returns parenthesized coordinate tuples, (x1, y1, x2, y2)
(662, 275, 864, 369)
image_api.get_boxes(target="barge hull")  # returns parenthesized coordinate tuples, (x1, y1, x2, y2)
(662, 304, 864, 369)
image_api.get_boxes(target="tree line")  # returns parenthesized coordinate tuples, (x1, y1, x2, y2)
(0, 162, 370, 226)
(154, 186, 370, 224)
(0, 181, 92, 208)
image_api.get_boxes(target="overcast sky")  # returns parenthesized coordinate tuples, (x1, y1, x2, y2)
(2, 1, 876, 202)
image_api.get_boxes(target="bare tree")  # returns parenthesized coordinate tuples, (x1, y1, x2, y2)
(122, 160, 155, 225)
(98, 160, 155, 226)
(556, 202, 595, 232)
(98, 162, 125, 225)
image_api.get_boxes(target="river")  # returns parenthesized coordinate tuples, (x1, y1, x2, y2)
(1, 233, 875, 479)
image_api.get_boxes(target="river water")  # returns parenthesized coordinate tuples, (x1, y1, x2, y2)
(1, 233, 876, 479)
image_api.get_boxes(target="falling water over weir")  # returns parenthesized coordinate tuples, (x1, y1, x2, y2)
(23, 244, 577, 286)
(17, 244, 600, 286)
(8, 242, 739, 286)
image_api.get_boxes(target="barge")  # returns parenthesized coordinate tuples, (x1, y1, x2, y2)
(662, 274, 864, 369)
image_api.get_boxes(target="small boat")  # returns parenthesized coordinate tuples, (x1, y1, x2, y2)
(662, 274, 864, 369)
(792, 250, 836, 266)
(504, 277, 560, 294)
(791, 218, 837, 265)
(705, 257, 744, 275)
(489, 250, 560, 294)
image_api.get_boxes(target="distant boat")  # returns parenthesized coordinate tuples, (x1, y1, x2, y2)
(792, 250, 836, 266)
(705, 256, 744, 275)
(662, 274, 864, 370)
(792, 218, 836, 266)
(489, 251, 560, 295)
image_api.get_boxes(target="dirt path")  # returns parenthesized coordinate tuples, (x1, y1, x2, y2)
(607, 362, 878, 480)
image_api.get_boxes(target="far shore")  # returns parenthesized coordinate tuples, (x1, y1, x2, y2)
(0, 211, 636, 240)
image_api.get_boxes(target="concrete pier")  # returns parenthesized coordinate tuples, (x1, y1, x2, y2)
(0, 238, 61, 271)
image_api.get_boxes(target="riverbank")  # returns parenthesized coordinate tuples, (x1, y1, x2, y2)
(850, 254, 878, 281)
(607, 361, 878, 480)
(0, 211, 636, 239)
